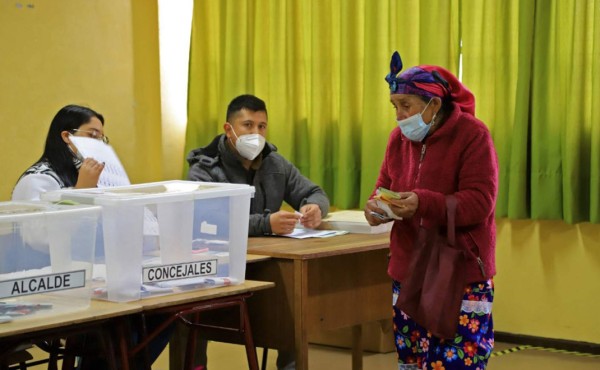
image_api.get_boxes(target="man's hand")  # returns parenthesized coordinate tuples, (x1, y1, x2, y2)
(299, 204, 322, 229)
(270, 210, 302, 235)
(364, 199, 392, 225)
(75, 158, 104, 189)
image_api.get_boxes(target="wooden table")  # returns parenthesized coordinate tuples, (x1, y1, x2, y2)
(245, 232, 391, 370)
(0, 280, 274, 370)
(0, 300, 140, 341)
(0, 299, 141, 369)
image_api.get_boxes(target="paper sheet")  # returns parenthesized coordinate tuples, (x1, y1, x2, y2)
(70, 136, 130, 188)
(375, 200, 403, 220)
(282, 228, 348, 239)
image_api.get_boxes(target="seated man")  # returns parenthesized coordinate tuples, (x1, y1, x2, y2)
(175, 94, 329, 370)
(188, 94, 329, 235)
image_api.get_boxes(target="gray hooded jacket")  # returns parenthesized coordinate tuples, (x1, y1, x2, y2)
(187, 134, 329, 236)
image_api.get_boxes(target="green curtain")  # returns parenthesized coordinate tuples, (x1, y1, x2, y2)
(184, 0, 459, 209)
(460, 0, 535, 219)
(555, 0, 600, 224)
(462, 0, 600, 223)
(185, 0, 600, 223)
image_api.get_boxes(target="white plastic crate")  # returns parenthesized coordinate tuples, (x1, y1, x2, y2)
(43, 181, 254, 302)
(0, 202, 100, 322)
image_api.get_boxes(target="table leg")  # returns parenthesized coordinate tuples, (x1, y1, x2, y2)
(60, 339, 76, 370)
(351, 325, 363, 370)
(168, 323, 188, 370)
(184, 315, 199, 370)
(115, 319, 130, 370)
(98, 326, 119, 370)
(241, 299, 259, 370)
(294, 259, 309, 370)
(47, 345, 58, 370)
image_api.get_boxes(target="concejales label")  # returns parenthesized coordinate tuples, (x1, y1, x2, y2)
(142, 260, 218, 283)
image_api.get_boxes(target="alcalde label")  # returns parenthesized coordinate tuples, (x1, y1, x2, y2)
(142, 260, 218, 283)
(0, 270, 86, 298)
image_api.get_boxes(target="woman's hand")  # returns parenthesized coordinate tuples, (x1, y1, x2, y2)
(270, 210, 302, 235)
(299, 204, 322, 229)
(388, 192, 419, 219)
(364, 199, 392, 225)
(75, 158, 104, 189)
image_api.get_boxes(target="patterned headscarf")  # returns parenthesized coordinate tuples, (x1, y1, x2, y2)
(385, 51, 476, 115)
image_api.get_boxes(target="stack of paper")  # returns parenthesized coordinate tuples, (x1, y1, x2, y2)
(320, 210, 393, 234)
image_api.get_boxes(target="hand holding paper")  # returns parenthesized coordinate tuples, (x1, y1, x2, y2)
(373, 188, 404, 220)
(270, 210, 301, 235)
(373, 188, 419, 220)
(75, 158, 105, 188)
(70, 136, 130, 188)
(387, 191, 419, 219)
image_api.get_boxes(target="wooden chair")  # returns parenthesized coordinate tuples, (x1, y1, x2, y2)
(132, 292, 259, 370)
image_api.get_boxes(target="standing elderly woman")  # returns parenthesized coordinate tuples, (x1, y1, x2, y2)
(364, 51, 498, 370)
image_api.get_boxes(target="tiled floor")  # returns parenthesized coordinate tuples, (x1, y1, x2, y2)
(25, 341, 600, 369)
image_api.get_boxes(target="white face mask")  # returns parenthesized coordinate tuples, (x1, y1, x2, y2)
(67, 134, 84, 162)
(228, 125, 266, 160)
(397, 99, 437, 142)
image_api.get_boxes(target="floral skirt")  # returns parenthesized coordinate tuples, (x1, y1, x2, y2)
(392, 280, 495, 370)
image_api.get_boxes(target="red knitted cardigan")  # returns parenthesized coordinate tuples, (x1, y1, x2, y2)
(373, 102, 499, 284)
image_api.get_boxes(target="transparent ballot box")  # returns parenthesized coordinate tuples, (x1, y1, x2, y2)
(0, 202, 100, 322)
(43, 181, 254, 302)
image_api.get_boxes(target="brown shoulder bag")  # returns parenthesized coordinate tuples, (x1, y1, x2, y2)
(395, 195, 466, 339)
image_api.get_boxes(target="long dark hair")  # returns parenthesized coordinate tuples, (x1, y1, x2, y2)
(39, 105, 104, 187)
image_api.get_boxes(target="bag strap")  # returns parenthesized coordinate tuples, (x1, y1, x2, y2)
(446, 195, 457, 246)
(446, 195, 487, 277)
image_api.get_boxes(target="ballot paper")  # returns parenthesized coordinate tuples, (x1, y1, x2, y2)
(70, 136, 130, 188)
(375, 200, 403, 220)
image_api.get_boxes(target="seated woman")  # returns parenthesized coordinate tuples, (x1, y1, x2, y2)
(13, 104, 106, 200)
(12, 104, 171, 369)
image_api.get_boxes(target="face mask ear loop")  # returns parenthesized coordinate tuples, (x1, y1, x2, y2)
(421, 99, 433, 116)
(227, 123, 239, 146)
(66, 132, 75, 150)
(66, 133, 84, 161)
(423, 98, 439, 126)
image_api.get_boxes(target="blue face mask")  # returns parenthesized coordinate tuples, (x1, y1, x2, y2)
(397, 99, 437, 142)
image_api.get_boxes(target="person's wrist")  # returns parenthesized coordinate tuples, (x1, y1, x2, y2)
(264, 212, 273, 234)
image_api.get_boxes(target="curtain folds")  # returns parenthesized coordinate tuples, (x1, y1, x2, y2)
(461, 0, 600, 223)
(461, 0, 534, 219)
(185, 0, 600, 223)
